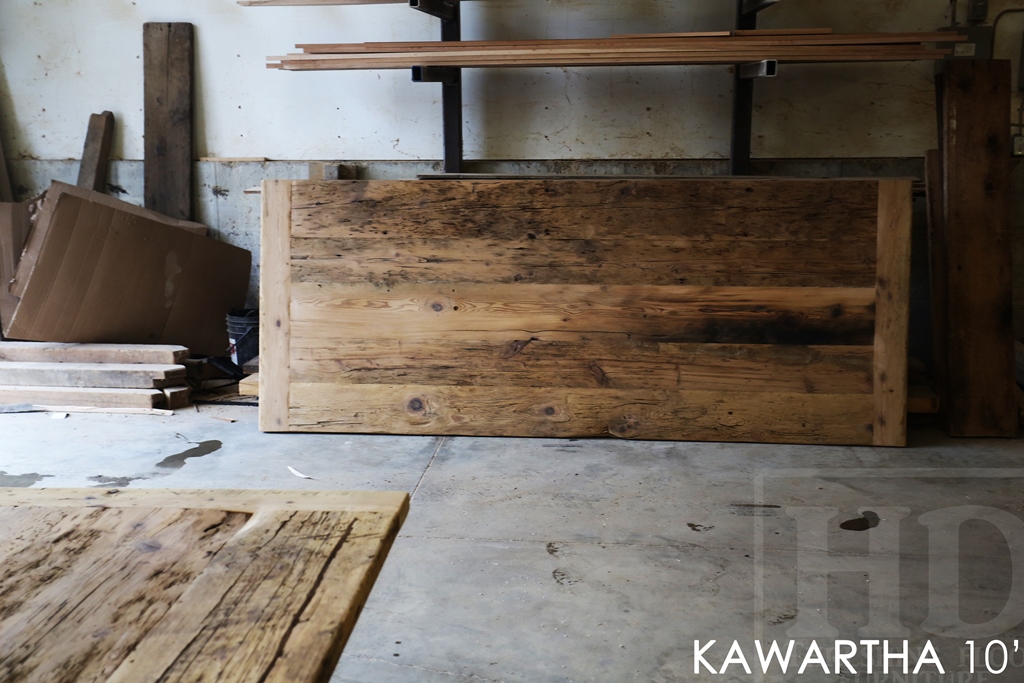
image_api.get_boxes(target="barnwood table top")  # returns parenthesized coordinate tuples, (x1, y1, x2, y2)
(0, 488, 409, 683)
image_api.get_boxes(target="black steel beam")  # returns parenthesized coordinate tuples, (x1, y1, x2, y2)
(409, 0, 455, 21)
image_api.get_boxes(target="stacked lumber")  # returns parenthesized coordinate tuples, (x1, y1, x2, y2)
(0, 342, 193, 411)
(269, 30, 959, 70)
(260, 178, 911, 446)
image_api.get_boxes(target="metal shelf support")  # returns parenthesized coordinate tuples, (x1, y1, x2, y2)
(411, 0, 463, 172)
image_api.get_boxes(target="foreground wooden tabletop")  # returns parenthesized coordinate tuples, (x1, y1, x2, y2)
(0, 488, 409, 683)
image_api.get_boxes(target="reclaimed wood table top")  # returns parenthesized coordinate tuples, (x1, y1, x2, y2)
(0, 488, 409, 683)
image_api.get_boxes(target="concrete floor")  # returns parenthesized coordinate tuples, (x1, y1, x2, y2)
(1, 405, 1023, 682)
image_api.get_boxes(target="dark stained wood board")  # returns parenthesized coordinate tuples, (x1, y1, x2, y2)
(144, 23, 194, 221)
(76, 111, 115, 193)
(261, 179, 912, 445)
(937, 60, 1018, 437)
(0, 488, 408, 683)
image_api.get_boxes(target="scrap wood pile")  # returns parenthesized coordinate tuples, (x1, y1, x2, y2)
(269, 29, 961, 70)
(0, 342, 193, 412)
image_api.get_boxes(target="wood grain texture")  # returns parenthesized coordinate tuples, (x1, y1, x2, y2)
(144, 23, 194, 221)
(0, 342, 189, 364)
(940, 60, 1018, 437)
(872, 180, 911, 446)
(76, 111, 115, 193)
(0, 385, 163, 408)
(265, 179, 910, 444)
(290, 282, 877, 346)
(924, 148, 948, 420)
(290, 179, 880, 242)
(290, 340, 873, 393)
(260, 180, 292, 432)
(0, 488, 408, 683)
(0, 362, 186, 388)
(291, 236, 876, 287)
(288, 383, 875, 444)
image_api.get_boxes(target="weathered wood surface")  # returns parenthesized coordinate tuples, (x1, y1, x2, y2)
(161, 385, 192, 409)
(77, 111, 115, 193)
(263, 179, 911, 445)
(0, 385, 163, 408)
(144, 23, 194, 221)
(0, 488, 408, 683)
(938, 60, 1018, 437)
(0, 342, 189, 365)
(0, 362, 186, 389)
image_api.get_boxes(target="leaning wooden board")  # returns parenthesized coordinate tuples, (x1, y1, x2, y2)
(0, 488, 408, 683)
(261, 179, 911, 445)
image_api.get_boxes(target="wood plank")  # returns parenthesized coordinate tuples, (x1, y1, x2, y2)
(0, 488, 408, 683)
(290, 340, 874, 394)
(288, 383, 875, 444)
(290, 235, 876, 287)
(239, 373, 259, 396)
(242, 0, 402, 4)
(290, 179, 880, 242)
(161, 385, 192, 409)
(76, 111, 115, 193)
(0, 342, 189, 364)
(872, 179, 912, 446)
(290, 282, 877, 346)
(908, 384, 940, 414)
(144, 23, 194, 221)
(0, 362, 186, 389)
(0, 200, 32, 330)
(1015, 340, 1024, 387)
(940, 60, 1018, 437)
(260, 180, 292, 431)
(0, 385, 163, 408)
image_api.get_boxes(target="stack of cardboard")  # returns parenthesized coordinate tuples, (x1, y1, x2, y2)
(0, 181, 250, 357)
(0, 342, 193, 410)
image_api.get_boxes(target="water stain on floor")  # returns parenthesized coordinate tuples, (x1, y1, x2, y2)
(88, 475, 146, 488)
(0, 471, 54, 487)
(156, 440, 223, 469)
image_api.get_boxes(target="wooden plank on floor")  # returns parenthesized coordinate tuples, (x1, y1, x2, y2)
(0, 342, 189, 364)
(238, 373, 259, 396)
(161, 385, 191, 409)
(260, 180, 292, 431)
(76, 111, 115, 193)
(0, 362, 186, 389)
(0, 385, 163, 408)
(871, 179, 912, 446)
(144, 22, 194, 221)
(0, 488, 408, 683)
(939, 59, 1018, 437)
(288, 383, 876, 444)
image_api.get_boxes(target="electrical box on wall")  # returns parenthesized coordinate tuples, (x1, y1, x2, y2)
(938, 25, 994, 59)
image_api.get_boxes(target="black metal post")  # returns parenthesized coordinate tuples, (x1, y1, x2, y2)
(440, 0, 463, 173)
(731, 0, 756, 175)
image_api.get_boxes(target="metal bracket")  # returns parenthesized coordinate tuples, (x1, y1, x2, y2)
(740, 0, 779, 18)
(412, 66, 460, 84)
(738, 60, 778, 79)
(409, 0, 455, 21)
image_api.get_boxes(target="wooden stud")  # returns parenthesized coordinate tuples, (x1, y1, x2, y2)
(77, 111, 116, 193)
(872, 179, 912, 446)
(144, 23, 194, 221)
(0, 342, 189, 365)
(260, 181, 292, 432)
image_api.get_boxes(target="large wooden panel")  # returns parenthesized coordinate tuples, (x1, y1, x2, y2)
(263, 179, 911, 445)
(0, 488, 408, 683)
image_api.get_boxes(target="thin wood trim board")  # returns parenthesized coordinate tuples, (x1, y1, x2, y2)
(261, 179, 911, 445)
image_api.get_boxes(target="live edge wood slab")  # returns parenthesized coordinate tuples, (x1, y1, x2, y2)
(261, 178, 912, 446)
(0, 488, 409, 683)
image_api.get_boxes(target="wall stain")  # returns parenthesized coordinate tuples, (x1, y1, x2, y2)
(88, 475, 146, 488)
